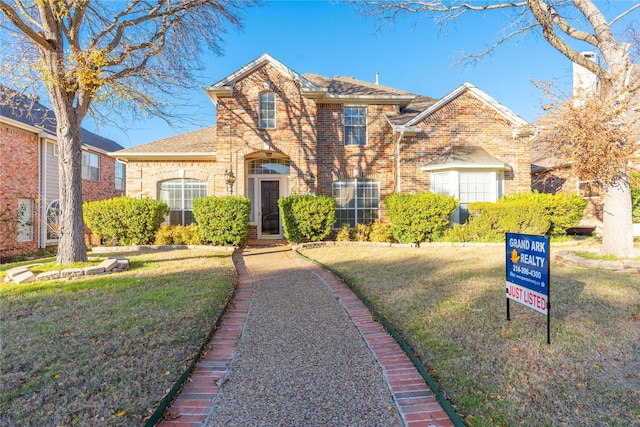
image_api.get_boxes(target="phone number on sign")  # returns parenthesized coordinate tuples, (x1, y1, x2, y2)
(512, 264, 542, 280)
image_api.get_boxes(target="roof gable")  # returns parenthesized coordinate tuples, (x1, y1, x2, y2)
(112, 125, 216, 160)
(205, 53, 324, 102)
(406, 82, 530, 130)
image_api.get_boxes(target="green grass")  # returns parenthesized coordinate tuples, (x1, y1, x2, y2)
(301, 244, 640, 427)
(0, 249, 236, 426)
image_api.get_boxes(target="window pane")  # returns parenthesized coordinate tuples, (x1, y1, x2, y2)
(248, 158, 290, 175)
(344, 107, 366, 145)
(332, 179, 378, 228)
(259, 92, 275, 129)
(159, 179, 207, 226)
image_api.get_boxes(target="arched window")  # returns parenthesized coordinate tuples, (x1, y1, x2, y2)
(158, 179, 207, 226)
(46, 200, 60, 241)
(259, 92, 276, 129)
(332, 179, 379, 228)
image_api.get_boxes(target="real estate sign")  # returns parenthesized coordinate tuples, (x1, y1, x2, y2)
(506, 232, 551, 344)
(506, 233, 550, 315)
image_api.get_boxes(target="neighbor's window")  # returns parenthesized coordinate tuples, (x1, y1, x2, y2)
(259, 92, 276, 129)
(115, 161, 125, 190)
(332, 179, 379, 228)
(46, 200, 60, 241)
(578, 180, 601, 199)
(158, 179, 207, 226)
(17, 198, 34, 242)
(81, 151, 100, 181)
(344, 106, 367, 145)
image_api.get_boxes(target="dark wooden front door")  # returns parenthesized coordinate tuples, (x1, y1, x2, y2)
(260, 180, 280, 235)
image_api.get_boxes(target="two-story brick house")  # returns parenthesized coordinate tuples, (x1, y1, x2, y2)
(0, 87, 126, 258)
(113, 54, 533, 240)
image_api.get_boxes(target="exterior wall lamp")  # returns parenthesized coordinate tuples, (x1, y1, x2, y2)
(225, 170, 236, 195)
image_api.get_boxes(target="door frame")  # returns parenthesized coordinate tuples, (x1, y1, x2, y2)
(248, 175, 289, 239)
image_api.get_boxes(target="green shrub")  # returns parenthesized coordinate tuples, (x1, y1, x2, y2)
(279, 194, 336, 243)
(154, 224, 202, 245)
(442, 201, 550, 242)
(335, 223, 352, 242)
(385, 192, 458, 244)
(632, 173, 640, 223)
(441, 191, 587, 242)
(192, 196, 250, 246)
(500, 191, 587, 236)
(369, 220, 394, 243)
(354, 223, 371, 242)
(83, 197, 169, 245)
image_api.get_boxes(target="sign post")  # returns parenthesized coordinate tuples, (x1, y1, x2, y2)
(505, 232, 551, 344)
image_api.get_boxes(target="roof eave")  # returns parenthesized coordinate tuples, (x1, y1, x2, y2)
(421, 163, 510, 172)
(320, 94, 415, 106)
(109, 152, 217, 160)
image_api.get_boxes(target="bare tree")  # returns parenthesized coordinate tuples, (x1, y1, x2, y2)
(0, 0, 254, 264)
(354, 0, 639, 258)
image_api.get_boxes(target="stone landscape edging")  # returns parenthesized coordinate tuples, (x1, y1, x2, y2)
(90, 244, 235, 253)
(5, 256, 130, 284)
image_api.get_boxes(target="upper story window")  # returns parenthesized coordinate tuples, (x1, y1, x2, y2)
(115, 161, 125, 190)
(82, 151, 100, 181)
(344, 106, 367, 146)
(259, 92, 276, 129)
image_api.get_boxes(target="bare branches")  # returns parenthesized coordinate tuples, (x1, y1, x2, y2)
(609, 3, 640, 28)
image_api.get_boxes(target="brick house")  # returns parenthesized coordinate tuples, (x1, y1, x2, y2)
(113, 54, 533, 240)
(0, 87, 126, 258)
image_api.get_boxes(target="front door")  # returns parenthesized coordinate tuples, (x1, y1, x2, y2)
(260, 180, 280, 236)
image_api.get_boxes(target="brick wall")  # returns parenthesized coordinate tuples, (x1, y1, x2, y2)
(124, 160, 217, 199)
(408, 92, 531, 195)
(0, 124, 39, 257)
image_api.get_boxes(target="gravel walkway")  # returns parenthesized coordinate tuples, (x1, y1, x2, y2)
(204, 246, 404, 427)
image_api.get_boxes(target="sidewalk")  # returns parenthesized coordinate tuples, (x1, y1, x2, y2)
(157, 246, 455, 427)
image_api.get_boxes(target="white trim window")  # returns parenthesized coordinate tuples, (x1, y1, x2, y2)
(431, 170, 504, 223)
(344, 106, 367, 146)
(81, 151, 100, 181)
(259, 92, 276, 129)
(158, 179, 207, 226)
(46, 200, 60, 241)
(17, 198, 34, 242)
(332, 179, 379, 228)
(115, 161, 125, 190)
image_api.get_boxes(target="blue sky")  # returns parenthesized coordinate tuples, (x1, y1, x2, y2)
(92, 0, 638, 148)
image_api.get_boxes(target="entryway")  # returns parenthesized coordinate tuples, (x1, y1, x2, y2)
(247, 156, 290, 239)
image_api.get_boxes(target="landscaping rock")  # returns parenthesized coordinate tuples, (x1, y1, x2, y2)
(12, 270, 36, 284)
(36, 271, 60, 281)
(597, 260, 625, 271)
(60, 268, 84, 279)
(83, 266, 105, 276)
(97, 258, 119, 272)
(6, 266, 29, 281)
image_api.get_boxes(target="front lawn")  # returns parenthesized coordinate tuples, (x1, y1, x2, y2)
(0, 249, 235, 426)
(301, 244, 640, 426)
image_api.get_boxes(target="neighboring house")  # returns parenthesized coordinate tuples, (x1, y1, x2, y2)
(113, 54, 533, 240)
(0, 87, 126, 258)
(531, 53, 640, 234)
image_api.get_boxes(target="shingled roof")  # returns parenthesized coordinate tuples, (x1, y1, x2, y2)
(0, 86, 124, 153)
(112, 126, 216, 159)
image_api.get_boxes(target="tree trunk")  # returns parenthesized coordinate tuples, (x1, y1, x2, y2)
(54, 109, 88, 264)
(600, 178, 635, 258)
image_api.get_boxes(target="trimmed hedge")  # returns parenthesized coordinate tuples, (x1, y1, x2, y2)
(385, 192, 458, 244)
(154, 224, 202, 245)
(192, 196, 250, 247)
(279, 194, 336, 243)
(83, 197, 169, 245)
(442, 191, 587, 242)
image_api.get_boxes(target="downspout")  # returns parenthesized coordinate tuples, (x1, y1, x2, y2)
(38, 135, 44, 249)
(396, 130, 404, 193)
